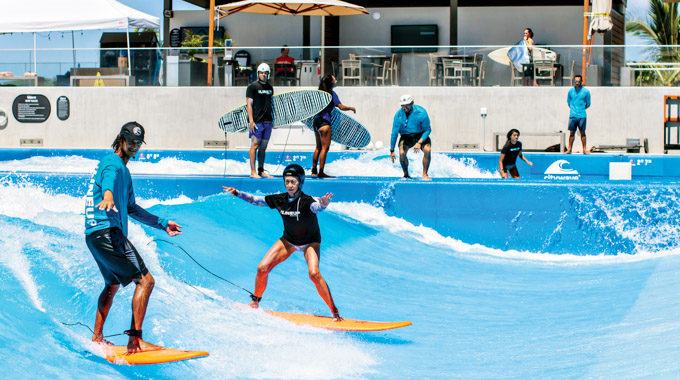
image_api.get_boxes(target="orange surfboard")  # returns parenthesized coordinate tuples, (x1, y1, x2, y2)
(264, 310, 412, 332)
(102, 345, 209, 365)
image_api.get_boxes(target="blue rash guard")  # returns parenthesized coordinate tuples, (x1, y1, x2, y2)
(567, 86, 591, 118)
(84, 153, 167, 236)
(390, 105, 431, 151)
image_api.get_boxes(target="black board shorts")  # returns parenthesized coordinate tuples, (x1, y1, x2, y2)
(86, 227, 148, 287)
(398, 132, 431, 149)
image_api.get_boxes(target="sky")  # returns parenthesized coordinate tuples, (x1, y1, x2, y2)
(0, 0, 658, 77)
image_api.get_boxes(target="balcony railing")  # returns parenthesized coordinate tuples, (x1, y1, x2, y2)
(0, 45, 678, 87)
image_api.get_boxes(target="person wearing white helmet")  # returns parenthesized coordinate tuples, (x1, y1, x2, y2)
(246, 62, 274, 178)
(390, 95, 433, 180)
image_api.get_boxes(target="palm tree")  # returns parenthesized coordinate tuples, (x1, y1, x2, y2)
(626, 0, 680, 85)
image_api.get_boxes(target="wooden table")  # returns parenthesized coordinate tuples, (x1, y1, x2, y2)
(435, 55, 476, 86)
(354, 55, 390, 85)
(521, 63, 564, 86)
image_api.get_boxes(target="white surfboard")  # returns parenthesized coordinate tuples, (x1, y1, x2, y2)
(218, 89, 332, 133)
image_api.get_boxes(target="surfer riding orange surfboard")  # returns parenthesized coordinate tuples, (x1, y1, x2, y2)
(223, 163, 343, 321)
(84, 122, 184, 354)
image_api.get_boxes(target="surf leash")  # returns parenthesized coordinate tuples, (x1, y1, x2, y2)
(151, 239, 256, 299)
(60, 321, 125, 340)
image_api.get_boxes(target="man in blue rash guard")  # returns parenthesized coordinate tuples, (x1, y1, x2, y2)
(222, 164, 342, 321)
(84, 122, 182, 353)
(390, 94, 433, 180)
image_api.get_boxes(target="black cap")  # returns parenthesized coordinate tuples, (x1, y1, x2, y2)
(283, 164, 305, 186)
(120, 121, 145, 144)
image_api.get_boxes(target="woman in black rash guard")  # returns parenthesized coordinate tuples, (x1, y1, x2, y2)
(222, 164, 342, 321)
(499, 129, 533, 179)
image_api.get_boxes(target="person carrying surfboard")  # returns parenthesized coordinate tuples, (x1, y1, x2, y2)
(84, 122, 183, 353)
(222, 164, 343, 321)
(246, 63, 274, 178)
(390, 95, 433, 181)
(311, 74, 356, 178)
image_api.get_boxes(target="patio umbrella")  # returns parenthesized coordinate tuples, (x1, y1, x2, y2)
(206, 0, 368, 85)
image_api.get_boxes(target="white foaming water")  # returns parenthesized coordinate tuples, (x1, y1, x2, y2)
(0, 150, 496, 178)
(0, 181, 377, 378)
(328, 201, 680, 265)
(318, 149, 497, 178)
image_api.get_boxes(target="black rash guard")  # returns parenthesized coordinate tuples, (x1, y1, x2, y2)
(265, 192, 321, 245)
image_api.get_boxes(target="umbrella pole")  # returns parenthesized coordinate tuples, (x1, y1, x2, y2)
(126, 26, 132, 81)
(321, 16, 325, 78)
(33, 32, 37, 86)
(208, 0, 215, 87)
(72, 31, 76, 71)
(581, 0, 589, 84)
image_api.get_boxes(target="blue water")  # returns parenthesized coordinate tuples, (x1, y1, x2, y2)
(2, 151, 680, 379)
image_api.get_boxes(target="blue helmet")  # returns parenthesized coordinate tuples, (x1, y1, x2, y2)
(282, 164, 305, 187)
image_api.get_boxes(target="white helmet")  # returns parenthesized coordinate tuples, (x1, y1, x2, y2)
(257, 63, 271, 74)
(399, 94, 414, 106)
(257, 63, 270, 80)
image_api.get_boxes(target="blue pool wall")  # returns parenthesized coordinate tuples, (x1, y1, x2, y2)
(6, 148, 678, 255)
(1, 148, 679, 180)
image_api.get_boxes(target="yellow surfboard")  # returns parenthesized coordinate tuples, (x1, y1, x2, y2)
(102, 345, 209, 365)
(264, 310, 412, 332)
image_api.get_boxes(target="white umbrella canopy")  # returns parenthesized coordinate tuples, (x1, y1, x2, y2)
(216, 0, 368, 16)
(589, 0, 613, 34)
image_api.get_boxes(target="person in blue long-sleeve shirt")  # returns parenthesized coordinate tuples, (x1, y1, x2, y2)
(84, 122, 182, 354)
(390, 95, 433, 180)
(566, 74, 591, 154)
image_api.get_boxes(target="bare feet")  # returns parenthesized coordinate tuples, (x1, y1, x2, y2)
(401, 174, 411, 180)
(565, 150, 572, 154)
(317, 172, 334, 179)
(422, 174, 432, 181)
(311, 168, 318, 176)
(583, 150, 590, 154)
(248, 300, 259, 308)
(332, 311, 343, 322)
(250, 172, 261, 178)
(260, 172, 273, 178)
(127, 337, 163, 354)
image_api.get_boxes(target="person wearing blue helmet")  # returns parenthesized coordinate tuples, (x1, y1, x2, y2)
(222, 164, 342, 321)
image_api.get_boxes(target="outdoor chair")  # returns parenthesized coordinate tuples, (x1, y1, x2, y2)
(473, 60, 486, 86)
(426, 60, 440, 86)
(391, 53, 401, 86)
(274, 63, 297, 86)
(376, 60, 391, 86)
(341, 59, 362, 86)
(534, 59, 556, 86)
(442, 59, 464, 86)
(510, 64, 523, 86)
(563, 60, 575, 86)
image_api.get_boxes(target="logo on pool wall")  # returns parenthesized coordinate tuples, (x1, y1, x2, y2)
(543, 160, 580, 180)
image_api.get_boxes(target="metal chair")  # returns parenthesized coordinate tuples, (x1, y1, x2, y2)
(341, 59, 361, 86)
(274, 63, 297, 86)
(534, 59, 556, 86)
(563, 60, 575, 86)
